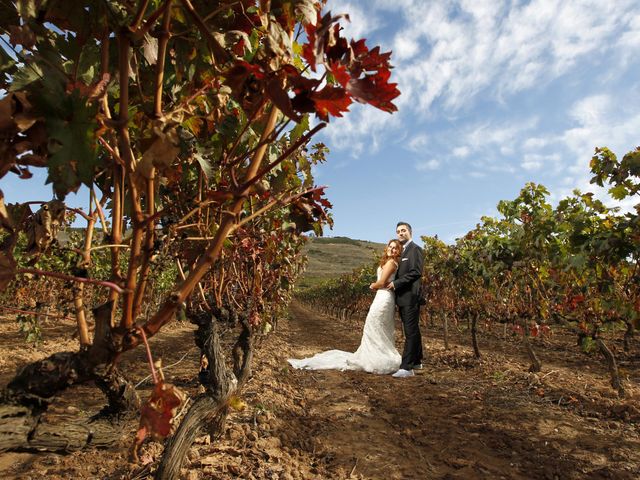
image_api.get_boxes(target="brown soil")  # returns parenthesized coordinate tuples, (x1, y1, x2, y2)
(1, 303, 639, 479)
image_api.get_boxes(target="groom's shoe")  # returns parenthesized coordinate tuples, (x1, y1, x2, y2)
(392, 369, 415, 378)
(413, 363, 424, 370)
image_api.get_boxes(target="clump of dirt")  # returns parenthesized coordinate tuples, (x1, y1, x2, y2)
(1, 302, 640, 479)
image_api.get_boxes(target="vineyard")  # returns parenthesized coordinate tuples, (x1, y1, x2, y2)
(0, 0, 639, 479)
(299, 145, 640, 398)
(0, 0, 401, 478)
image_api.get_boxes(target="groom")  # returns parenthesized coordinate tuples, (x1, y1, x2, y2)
(387, 221, 424, 378)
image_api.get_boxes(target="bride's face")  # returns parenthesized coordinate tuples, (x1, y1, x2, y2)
(387, 243, 400, 256)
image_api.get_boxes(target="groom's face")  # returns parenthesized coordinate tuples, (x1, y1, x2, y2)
(396, 225, 412, 244)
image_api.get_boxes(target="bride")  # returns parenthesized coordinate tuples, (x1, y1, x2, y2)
(288, 240, 402, 374)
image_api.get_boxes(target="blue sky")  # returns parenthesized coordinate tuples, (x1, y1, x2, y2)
(315, 0, 640, 244)
(2, 0, 639, 246)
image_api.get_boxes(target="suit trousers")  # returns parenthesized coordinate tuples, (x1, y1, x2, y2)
(398, 304, 423, 370)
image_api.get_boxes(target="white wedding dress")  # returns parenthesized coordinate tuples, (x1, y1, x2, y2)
(288, 267, 401, 374)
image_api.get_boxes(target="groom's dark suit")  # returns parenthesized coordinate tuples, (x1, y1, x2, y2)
(392, 240, 424, 370)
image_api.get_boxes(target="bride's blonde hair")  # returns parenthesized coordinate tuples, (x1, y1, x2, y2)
(379, 239, 402, 267)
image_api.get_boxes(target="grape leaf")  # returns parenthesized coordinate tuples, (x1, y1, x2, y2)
(311, 86, 352, 121)
(43, 91, 98, 196)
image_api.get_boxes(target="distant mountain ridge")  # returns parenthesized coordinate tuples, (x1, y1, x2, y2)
(297, 236, 385, 288)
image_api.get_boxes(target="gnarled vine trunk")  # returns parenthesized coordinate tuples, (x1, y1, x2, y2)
(596, 337, 625, 397)
(522, 318, 541, 372)
(470, 313, 481, 359)
(623, 321, 634, 353)
(442, 313, 449, 350)
(0, 302, 139, 452)
(156, 308, 253, 480)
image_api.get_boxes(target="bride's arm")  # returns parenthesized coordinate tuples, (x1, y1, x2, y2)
(369, 260, 398, 290)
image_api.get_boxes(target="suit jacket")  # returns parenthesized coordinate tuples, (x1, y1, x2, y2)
(392, 241, 424, 307)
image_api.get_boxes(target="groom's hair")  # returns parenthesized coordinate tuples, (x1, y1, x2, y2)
(396, 221, 412, 233)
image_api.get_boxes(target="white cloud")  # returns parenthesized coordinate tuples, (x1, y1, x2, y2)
(521, 153, 561, 171)
(416, 159, 440, 171)
(523, 137, 552, 150)
(389, 0, 637, 115)
(321, 103, 402, 156)
(393, 35, 419, 61)
(407, 133, 429, 151)
(452, 146, 470, 158)
(465, 117, 539, 152)
(568, 94, 612, 126)
(552, 92, 640, 204)
(324, 1, 383, 39)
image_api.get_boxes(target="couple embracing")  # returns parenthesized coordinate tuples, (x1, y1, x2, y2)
(289, 222, 425, 378)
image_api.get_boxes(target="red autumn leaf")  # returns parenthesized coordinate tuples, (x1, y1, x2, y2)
(141, 380, 185, 438)
(530, 324, 539, 337)
(233, 38, 246, 57)
(311, 86, 352, 121)
(347, 71, 400, 112)
(329, 61, 350, 88)
(569, 294, 585, 309)
(301, 14, 321, 71)
(131, 379, 186, 462)
(224, 61, 265, 98)
(302, 11, 349, 71)
(310, 186, 333, 210)
(324, 25, 349, 63)
(350, 41, 392, 74)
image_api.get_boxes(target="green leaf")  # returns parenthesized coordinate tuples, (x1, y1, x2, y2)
(609, 184, 628, 200)
(622, 149, 640, 176)
(216, 114, 239, 139)
(289, 114, 309, 143)
(77, 41, 101, 84)
(0, 46, 16, 73)
(9, 62, 43, 91)
(41, 90, 98, 197)
(193, 148, 214, 179)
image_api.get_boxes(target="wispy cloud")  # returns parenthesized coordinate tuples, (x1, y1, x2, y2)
(452, 146, 470, 158)
(416, 158, 440, 171)
(321, 103, 402, 158)
(521, 153, 561, 171)
(562, 93, 640, 176)
(407, 133, 429, 152)
(391, 0, 637, 114)
(325, 1, 384, 39)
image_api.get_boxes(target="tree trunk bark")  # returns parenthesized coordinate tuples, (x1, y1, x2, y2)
(522, 319, 541, 372)
(156, 311, 235, 480)
(443, 313, 449, 350)
(92, 364, 140, 417)
(596, 337, 625, 397)
(623, 321, 634, 353)
(0, 302, 138, 451)
(156, 395, 223, 480)
(0, 403, 120, 453)
(470, 313, 481, 359)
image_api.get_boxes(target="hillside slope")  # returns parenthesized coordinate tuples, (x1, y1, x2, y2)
(297, 236, 385, 288)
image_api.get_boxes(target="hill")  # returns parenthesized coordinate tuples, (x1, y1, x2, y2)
(297, 236, 385, 288)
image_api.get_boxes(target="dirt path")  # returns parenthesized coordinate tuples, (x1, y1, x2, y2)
(279, 302, 640, 480)
(1, 303, 639, 479)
